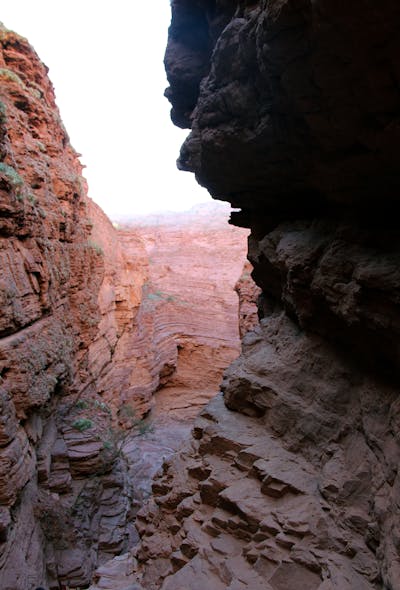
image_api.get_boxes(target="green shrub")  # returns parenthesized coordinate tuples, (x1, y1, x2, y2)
(0, 100, 6, 122)
(75, 400, 89, 410)
(118, 403, 136, 418)
(0, 163, 23, 188)
(72, 417, 93, 432)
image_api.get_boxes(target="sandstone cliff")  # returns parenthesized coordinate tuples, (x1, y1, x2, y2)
(91, 2, 400, 589)
(125, 207, 248, 397)
(85, 203, 250, 425)
(0, 22, 253, 588)
(0, 23, 144, 589)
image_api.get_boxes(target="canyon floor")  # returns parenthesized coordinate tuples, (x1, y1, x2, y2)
(124, 386, 217, 509)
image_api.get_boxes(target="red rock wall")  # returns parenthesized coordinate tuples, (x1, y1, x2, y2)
(125, 208, 249, 397)
(0, 23, 256, 589)
(84, 200, 151, 417)
(0, 26, 139, 589)
(84, 204, 251, 424)
(0, 28, 157, 588)
(96, 2, 400, 590)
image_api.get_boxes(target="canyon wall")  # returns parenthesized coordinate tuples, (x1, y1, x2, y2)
(94, 2, 400, 589)
(0, 23, 252, 589)
(125, 207, 248, 398)
(87, 203, 250, 424)
(0, 24, 143, 589)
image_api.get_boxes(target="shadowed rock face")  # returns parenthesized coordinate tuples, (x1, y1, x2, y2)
(93, 2, 400, 590)
(167, 0, 400, 219)
(165, 0, 400, 372)
(164, 0, 400, 390)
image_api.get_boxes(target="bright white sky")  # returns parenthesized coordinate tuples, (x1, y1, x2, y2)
(1, 0, 211, 219)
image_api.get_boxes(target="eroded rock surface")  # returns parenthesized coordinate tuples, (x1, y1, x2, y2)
(0, 24, 147, 590)
(0, 22, 255, 589)
(93, 2, 400, 589)
(235, 261, 261, 338)
(0, 23, 117, 590)
(125, 207, 249, 397)
(169, 0, 400, 220)
(94, 318, 400, 589)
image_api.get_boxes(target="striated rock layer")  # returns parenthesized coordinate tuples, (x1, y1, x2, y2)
(124, 207, 249, 400)
(0, 23, 253, 589)
(86, 203, 250, 424)
(0, 23, 142, 589)
(94, 2, 400, 590)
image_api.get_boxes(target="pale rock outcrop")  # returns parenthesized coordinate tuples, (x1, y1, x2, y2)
(235, 261, 261, 338)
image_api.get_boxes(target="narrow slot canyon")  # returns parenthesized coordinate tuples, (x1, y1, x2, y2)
(107, 209, 258, 510)
(0, 26, 258, 584)
(1, 1, 400, 589)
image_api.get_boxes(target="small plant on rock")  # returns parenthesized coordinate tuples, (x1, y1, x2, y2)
(75, 399, 89, 410)
(0, 100, 6, 122)
(72, 417, 93, 432)
(0, 162, 23, 189)
(87, 239, 103, 255)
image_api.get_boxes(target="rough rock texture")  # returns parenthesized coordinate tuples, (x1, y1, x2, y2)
(235, 261, 261, 338)
(82, 203, 250, 423)
(83, 200, 150, 417)
(93, 2, 400, 589)
(171, 0, 400, 221)
(0, 25, 137, 589)
(0, 23, 102, 590)
(0, 23, 254, 589)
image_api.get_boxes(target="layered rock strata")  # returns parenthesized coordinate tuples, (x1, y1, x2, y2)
(83, 200, 150, 418)
(92, 2, 400, 589)
(84, 204, 250, 425)
(0, 25, 144, 589)
(115, 208, 251, 511)
(126, 207, 248, 398)
(0, 23, 253, 589)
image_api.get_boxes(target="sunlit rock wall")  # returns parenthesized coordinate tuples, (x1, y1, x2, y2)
(124, 206, 249, 397)
(0, 24, 143, 589)
(0, 22, 255, 589)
